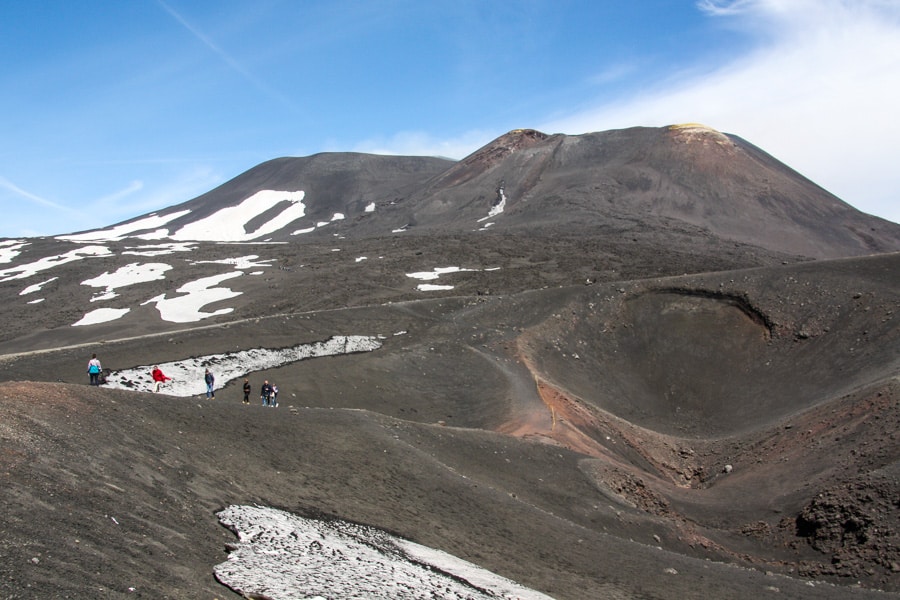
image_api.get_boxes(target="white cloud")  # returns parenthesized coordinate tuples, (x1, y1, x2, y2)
(540, 0, 900, 224)
(95, 180, 144, 208)
(351, 129, 495, 160)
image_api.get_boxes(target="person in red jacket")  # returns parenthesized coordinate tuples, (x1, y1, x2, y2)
(151, 366, 172, 392)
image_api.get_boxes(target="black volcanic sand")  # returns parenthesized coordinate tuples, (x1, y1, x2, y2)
(1, 383, 895, 600)
(1, 252, 898, 598)
(0, 228, 798, 353)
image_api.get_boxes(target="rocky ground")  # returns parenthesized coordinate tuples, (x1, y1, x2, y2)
(1, 245, 897, 599)
(1, 127, 899, 598)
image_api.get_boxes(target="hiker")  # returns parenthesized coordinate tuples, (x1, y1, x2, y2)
(260, 380, 273, 406)
(151, 366, 171, 392)
(271, 384, 279, 408)
(204, 369, 215, 399)
(242, 378, 251, 404)
(87, 354, 102, 386)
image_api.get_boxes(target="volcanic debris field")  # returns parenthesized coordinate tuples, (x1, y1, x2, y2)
(1, 125, 899, 599)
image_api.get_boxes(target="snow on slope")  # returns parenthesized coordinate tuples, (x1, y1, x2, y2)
(4, 181, 503, 326)
(55, 189, 307, 243)
(102, 335, 383, 397)
(57, 210, 191, 242)
(171, 190, 306, 241)
(0, 245, 112, 282)
(215, 505, 556, 600)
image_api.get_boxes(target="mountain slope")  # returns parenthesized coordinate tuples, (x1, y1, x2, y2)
(1, 253, 897, 597)
(56, 125, 900, 259)
(1, 124, 899, 598)
(401, 125, 900, 258)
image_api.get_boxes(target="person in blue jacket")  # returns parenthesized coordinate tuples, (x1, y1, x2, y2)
(87, 354, 102, 386)
(204, 369, 215, 399)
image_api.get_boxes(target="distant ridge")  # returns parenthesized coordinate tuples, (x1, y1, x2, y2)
(58, 125, 900, 258)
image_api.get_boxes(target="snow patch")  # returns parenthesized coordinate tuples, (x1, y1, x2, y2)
(478, 186, 506, 223)
(214, 505, 556, 600)
(171, 190, 305, 241)
(19, 277, 58, 295)
(406, 265, 499, 292)
(0, 240, 28, 263)
(72, 307, 132, 326)
(0, 245, 112, 282)
(122, 242, 197, 257)
(189, 255, 274, 270)
(81, 263, 172, 301)
(102, 335, 382, 396)
(57, 211, 191, 242)
(141, 272, 243, 323)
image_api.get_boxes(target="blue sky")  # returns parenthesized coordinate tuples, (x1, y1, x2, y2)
(2, 0, 898, 238)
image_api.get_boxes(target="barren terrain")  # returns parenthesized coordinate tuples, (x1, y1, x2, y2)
(1, 126, 898, 598)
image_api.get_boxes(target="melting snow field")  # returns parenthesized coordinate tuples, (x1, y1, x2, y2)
(215, 505, 556, 600)
(406, 266, 499, 292)
(3, 185, 505, 327)
(102, 335, 383, 397)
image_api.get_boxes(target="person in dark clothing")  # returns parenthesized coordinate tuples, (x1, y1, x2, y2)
(260, 380, 274, 406)
(242, 379, 251, 404)
(204, 369, 215, 399)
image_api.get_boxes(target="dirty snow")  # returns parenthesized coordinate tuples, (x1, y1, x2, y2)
(102, 335, 382, 396)
(215, 505, 556, 600)
(406, 266, 477, 281)
(478, 186, 507, 223)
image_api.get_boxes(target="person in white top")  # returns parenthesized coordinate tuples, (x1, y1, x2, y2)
(87, 354, 102, 386)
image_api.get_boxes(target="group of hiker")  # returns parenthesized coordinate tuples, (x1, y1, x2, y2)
(88, 355, 281, 406)
(240, 377, 278, 406)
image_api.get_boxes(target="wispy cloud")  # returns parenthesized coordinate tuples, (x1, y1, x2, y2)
(539, 0, 900, 222)
(0, 176, 77, 214)
(95, 180, 144, 208)
(117, 165, 223, 216)
(155, 0, 297, 110)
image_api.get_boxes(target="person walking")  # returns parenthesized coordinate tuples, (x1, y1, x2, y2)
(204, 369, 215, 399)
(151, 366, 171, 392)
(260, 380, 273, 406)
(242, 378, 251, 404)
(87, 354, 102, 386)
(271, 384, 279, 408)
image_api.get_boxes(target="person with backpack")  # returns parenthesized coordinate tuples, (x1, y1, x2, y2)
(87, 354, 102, 386)
(204, 369, 215, 399)
(242, 378, 251, 404)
